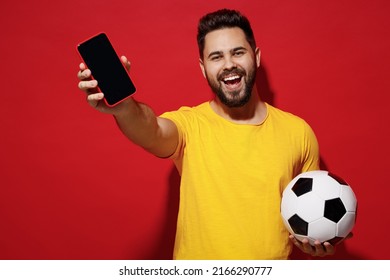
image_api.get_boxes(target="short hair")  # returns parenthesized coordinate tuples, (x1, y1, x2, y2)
(197, 9, 257, 59)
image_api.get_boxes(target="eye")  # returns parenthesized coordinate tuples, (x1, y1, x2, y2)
(233, 51, 245, 57)
(210, 55, 222, 61)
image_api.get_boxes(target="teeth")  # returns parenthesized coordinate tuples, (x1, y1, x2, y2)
(223, 75, 240, 81)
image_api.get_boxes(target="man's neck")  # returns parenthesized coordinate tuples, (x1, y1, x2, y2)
(210, 91, 267, 125)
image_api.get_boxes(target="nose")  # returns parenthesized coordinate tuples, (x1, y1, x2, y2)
(223, 56, 236, 70)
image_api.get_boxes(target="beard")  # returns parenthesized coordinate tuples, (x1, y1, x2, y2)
(205, 64, 257, 108)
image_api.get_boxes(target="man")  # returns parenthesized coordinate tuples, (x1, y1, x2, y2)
(77, 9, 336, 259)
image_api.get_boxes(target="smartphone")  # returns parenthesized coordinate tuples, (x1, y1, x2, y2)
(77, 33, 136, 106)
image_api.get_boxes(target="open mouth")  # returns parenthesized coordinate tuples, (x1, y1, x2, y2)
(221, 74, 243, 88)
(223, 74, 242, 85)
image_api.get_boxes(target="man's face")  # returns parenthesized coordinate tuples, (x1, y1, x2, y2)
(200, 27, 260, 107)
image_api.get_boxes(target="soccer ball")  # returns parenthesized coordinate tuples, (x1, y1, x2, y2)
(281, 170, 357, 245)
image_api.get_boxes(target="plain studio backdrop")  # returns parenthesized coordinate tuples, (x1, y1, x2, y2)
(0, 0, 389, 259)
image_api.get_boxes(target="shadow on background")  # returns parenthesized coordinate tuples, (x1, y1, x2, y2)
(256, 62, 275, 106)
(146, 166, 180, 259)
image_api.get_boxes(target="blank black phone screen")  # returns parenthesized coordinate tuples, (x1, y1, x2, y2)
(77, 33, 136, 106)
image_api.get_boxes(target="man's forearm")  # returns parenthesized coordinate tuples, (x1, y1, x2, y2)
(113, 98, 160, 151)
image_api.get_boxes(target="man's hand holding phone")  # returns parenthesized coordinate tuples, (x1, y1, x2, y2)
(77, 56, 132, 115)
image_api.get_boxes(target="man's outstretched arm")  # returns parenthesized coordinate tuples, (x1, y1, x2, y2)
(77, 56, 178, 157)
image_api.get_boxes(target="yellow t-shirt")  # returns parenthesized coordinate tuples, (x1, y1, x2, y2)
(160, 102, 319, 259)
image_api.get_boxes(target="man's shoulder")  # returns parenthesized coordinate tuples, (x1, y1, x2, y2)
(179, 102, 210, 113)
(266, 103, 311, 129)
(268, 103, 302, 119)
(161, 102, 210, 118)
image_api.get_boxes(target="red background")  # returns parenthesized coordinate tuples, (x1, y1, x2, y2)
(1, 0, 389, 259)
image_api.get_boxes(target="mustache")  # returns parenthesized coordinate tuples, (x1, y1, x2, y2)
(218, 68, 246, 81)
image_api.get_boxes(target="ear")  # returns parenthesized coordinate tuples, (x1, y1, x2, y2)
(199, 58, 206, 78)
(255, 48, 261, 68)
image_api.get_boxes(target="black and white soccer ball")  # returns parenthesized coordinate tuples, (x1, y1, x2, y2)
(281, 170, 357, 245)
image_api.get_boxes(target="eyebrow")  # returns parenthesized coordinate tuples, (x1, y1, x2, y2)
(206, 46, 248, 59)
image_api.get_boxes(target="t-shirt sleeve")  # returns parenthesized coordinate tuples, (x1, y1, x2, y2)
(159, 107, 193, 173)
(301, 120, 320, 172)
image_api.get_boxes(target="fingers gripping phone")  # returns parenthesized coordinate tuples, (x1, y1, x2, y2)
(77, 33, 136, 106)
